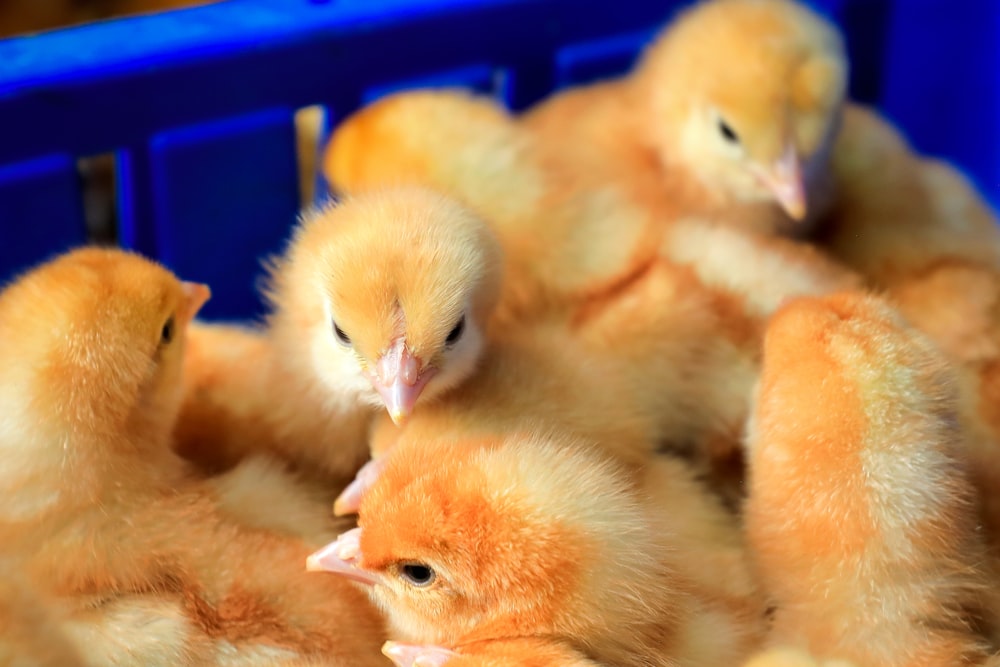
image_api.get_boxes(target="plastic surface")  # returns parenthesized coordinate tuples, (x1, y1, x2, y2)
(0, 0, 996, 320)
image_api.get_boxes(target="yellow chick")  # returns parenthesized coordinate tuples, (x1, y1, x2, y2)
(0, 247, 387, 665)
(309, 432, 764, 666)
(264, 186, 502, 427)
(523, 0, 848, 233)
(745, 290, 995, 666)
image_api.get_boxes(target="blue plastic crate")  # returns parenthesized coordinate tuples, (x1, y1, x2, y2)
(1, 0, 997, 320)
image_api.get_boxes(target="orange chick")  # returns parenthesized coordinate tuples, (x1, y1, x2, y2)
(0, 247, 387, 665)
(310, 432, 764, 666)
(522, 0, 848, 234)
(745, 290, 994, 665)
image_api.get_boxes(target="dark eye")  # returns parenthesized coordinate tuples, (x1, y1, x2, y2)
(718, 118, 739, 144)
(161, 316, 175, 345)
(399, 562, 435, 587)
(333, 321, 351, 345)
(445, 316, 465, 346)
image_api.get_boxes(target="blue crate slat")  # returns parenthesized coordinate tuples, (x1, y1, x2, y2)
(146, 107, 301, 320)
(553, 28, 657, 87)
(0, 0, 996, 320)
(0, 0, 679, 164)
(117, 145, 160, 257)
(361, 63, 499, 105)
(0, 154, 87, 280)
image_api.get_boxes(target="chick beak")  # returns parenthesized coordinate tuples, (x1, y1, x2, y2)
(382, 641, 459, 667)
(371, 340, 438, 425)
(761, 146, 807, 221)
(306, 528, 378, 586)
(180, 281, 212, 322)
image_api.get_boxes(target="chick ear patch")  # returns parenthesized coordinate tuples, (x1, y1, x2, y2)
(792, 55, 847, 111)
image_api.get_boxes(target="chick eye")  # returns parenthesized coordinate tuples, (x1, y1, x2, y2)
(399, 562, 436, 587)
(333, 321, 351, 346)
(161, 316, 175, 345)
(445, 316, 465, 346)
(718, 118, 740, 144)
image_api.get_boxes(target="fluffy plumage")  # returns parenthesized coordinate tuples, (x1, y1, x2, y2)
(311, 432, 763, 666)
(745, 291, 994, 665)
(265, 186, 502, 426)
(0, 247, 386, 665)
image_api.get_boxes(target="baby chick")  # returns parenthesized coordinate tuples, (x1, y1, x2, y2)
(0, 247, 387, 665)
(523, 0, 848, 234)
(175, 186, 496, 479)
(310, 432, 764, 666)
(264, 186, 502, 427)
(745, 290, 994, 666)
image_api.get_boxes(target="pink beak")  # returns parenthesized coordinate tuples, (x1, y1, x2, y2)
(181, 281, 211, 322)
(306, 528, 378, 586)
(382, 641, 459, 667)
(370, 339, 438, 425)
(760, 145, 807, 221)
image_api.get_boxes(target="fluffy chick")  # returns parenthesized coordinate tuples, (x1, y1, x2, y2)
(745, 291, 994, 665)
(311, 433, 764, 666)
(523, 0, 847, 234)
(0, 247, 386, 665)
(264, 186, 502, 427)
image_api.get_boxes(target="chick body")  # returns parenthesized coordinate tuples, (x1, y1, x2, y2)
(745, 291, 994, 665)
(0, 248, 386, 665)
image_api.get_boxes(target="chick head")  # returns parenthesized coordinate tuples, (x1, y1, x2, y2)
(268, 187, 502, 424)
(308, 431, 658, 652)
(0, 247, 209, 446)
(636, 0, 847, 221)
